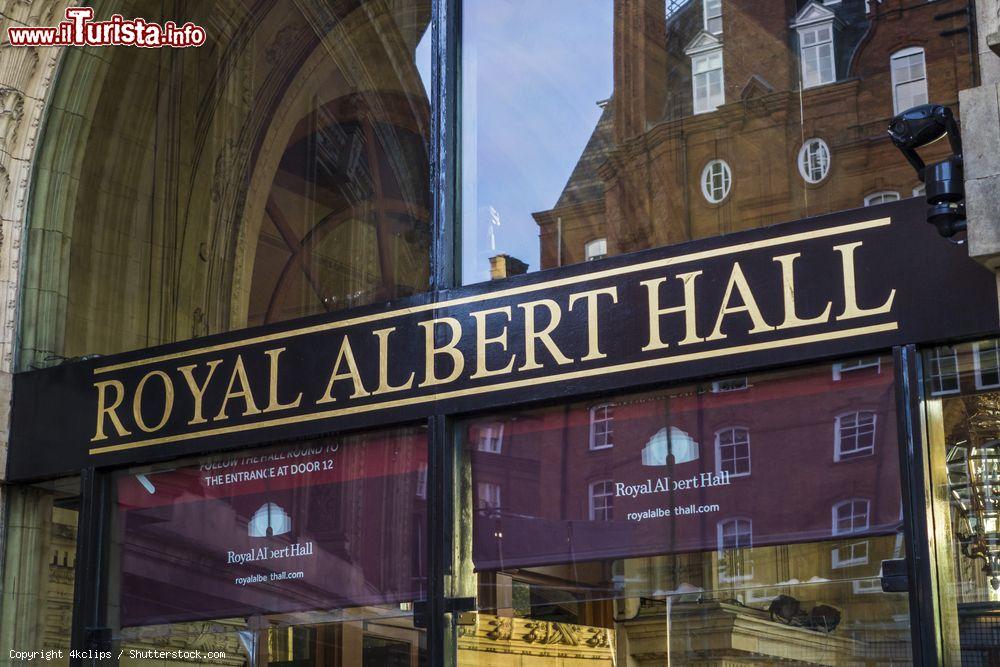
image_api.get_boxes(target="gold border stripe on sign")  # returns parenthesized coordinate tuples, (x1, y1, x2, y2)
(89, 320, 898, 455)
(92, 217, 890, 375)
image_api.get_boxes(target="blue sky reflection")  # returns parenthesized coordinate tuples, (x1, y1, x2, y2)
(461, 1, 613, 284)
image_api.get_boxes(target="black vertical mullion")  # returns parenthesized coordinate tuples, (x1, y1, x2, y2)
(428, 0, 460, 663)
(426, 414, 452, 666)
(893, 344, 941, 664)
(430, 0, 460, 293)
(69, 467, 113, 667)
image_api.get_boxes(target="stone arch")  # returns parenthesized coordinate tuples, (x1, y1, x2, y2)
(18, 0, 431, 369)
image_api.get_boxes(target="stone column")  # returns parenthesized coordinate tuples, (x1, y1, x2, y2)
(0, 0, 73, 649)
(962, 0, 1000, 267)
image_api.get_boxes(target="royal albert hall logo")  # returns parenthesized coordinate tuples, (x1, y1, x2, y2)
(7, 7, 206, 48)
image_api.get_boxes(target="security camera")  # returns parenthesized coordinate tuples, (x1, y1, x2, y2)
(888, 104, 966, 238)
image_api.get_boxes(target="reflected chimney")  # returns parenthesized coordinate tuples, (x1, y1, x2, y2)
(489, 254, 528, 280)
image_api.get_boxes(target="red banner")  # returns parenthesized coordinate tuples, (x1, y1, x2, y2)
(118, 429, 427, 627)
(469, 362, 901, 570)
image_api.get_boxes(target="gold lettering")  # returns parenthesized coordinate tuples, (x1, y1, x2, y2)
(834, 241, 896, 320)
(178, 360, 222, 425)
(568, 287, 618, 361)
(469, 306, 516, 379)
(706, 262, 774, 341)
(519, 299, 572, 371)
(772, 252, 832, 330)
(214, 356, 261, 420)
(92, 380, 131, 441)
(132, 370, 174, 433)
(263, 347, 303, 412)
(317, 336, 371, 403)
(641, 271, 704, 351)
(372, 328, 415, 395)
(418, 317, 465, 387)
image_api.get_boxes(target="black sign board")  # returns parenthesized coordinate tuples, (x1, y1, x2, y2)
(9, 200, 999, 480)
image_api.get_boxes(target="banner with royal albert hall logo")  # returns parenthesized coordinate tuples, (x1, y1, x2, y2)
(116, 428, 427, 627)
(468, 359, 901, 571)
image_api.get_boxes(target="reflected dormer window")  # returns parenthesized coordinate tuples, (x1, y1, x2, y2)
(686, 32, 724, 115)
(792, 3, 838, 89)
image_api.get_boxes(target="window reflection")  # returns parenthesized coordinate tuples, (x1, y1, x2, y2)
(922, 338, 1000, 663)
(106, 427, 428, 665)
(21, 0, 431, 369)
(0, 479, 80, 667)
(462, 0, 974, 284)
(456, 356, 911, 664)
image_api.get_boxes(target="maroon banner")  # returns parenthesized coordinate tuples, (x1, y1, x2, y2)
(117, 429, 427, 627)
(469, 359, 901, 570)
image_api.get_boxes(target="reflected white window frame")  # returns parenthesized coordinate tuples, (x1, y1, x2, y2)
(716, 517, 753, 582)
(797, 138, 831, 183)
(973, 340, 1000, 389)
(711, 376, 748, 392)
(794, 17, 837, 89)
(715, 426, 751, 478)
(852, 577, 882, 593)
(832, 498, 871, 535)
(913, 183, 926, 197)
(832, 356, 881, 380)
(927, 345, 960, 396)
(585, 238, 607, 261)
(686, 33, 725, 115)
(703, 0, 722, 34)
(416, 464, 428, 499)
(891, 46, 928, 114)
(477, 481, 502, 511)
(589, 404, 614, 450)
(745, 586, 782, 604)
(834, 410, 877, 461)
(864, 191, 900, 206)
(476, 422, 505, 453)
(833, 540, 870, 568)
(589, 479, 614, 521)
(701, 159, 732, 203)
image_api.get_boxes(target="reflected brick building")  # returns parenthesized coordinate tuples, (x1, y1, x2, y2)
(467, 358, 910, 662)
(534, 0, 976, 268)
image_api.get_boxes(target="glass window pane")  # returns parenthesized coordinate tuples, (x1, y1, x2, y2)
(462, 2, 971, 283)
(20, 1, 432, 370)
(107, 428, 427, 655)
(921, 338, 1000, 662)
(455, 357, 911, 663)
(0, 478, 80, 665)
